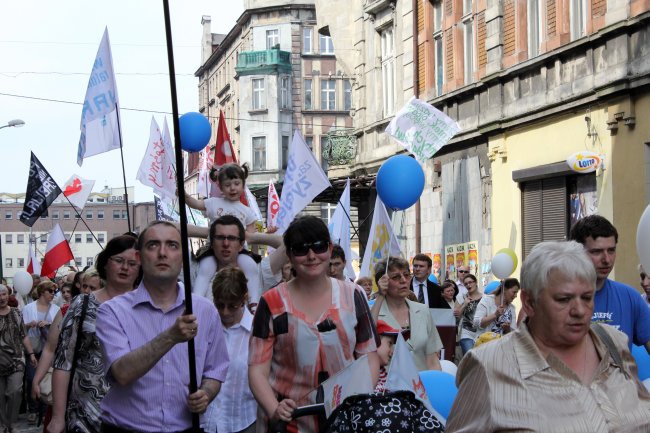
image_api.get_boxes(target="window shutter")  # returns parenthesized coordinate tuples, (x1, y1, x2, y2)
(503, 0, 516, 56)
(417, 0, 425, 32)
(418, 44, 426, 94)
(477, 11, 487, 69)
(547, 0, 556, 38)
(522, 180, 542, 258)
(521, 176, 567, 259)
(445, 28, 454, 82)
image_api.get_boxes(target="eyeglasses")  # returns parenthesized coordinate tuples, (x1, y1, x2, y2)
(289, 240, 329, 257)
(215, 301, 244, 311)
(458, 270, 469, 274)
(213, 235, 242, 243)
(44, 289, 54, 294)
(109, 256, 139, 268)
(388, 272, 412, 282)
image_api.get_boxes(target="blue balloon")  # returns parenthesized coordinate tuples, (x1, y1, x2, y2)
(484, 280, 501, 295)
(428, 274, 439, 285)
(179, 112, 211, 152)
(376, 155, 425, 210)
(632, 345, 650, 380)
(419, 370, 457, 420)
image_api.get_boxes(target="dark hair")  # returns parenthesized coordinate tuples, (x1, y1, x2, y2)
(137, 221, 180, 251)
(209, 162, 249, 184)
(492, 277, 520, 296)
(462, 273, 478, 284)
(331, 244, 346, 262)
(210, 215, 246, 245)
(412, 253, 432, 268)
(442, 279, 459, 298)
(212, 267, 249, 304)
(96, 235, 138, 280)
(569, 215, 618, 245)
(72, 271, 83, 290)
(283, 216, 331, 253)
(373, 257, 410, 285)
(61, 281, 78, 298)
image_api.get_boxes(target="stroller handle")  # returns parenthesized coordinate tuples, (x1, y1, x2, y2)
(269, 403, 326, 433)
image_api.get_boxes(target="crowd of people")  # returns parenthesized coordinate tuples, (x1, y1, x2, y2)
(1, 180, 650, 433)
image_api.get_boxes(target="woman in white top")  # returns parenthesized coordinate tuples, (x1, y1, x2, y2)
(202, 267, 257, 433)
(474, 277, 520, 335)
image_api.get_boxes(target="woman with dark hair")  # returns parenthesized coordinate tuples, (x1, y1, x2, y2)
(48, 235, 140, 433)
(249, 216, 379, 433)
(474, 277, 520, 335)
(441, 280, 459, 309)
(454, 273, 483, 355)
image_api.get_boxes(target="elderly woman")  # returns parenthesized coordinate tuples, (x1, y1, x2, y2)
(48, 236, 140, 433)
(441, 280, 458, 309)
(249, 216, 379, 432)
(473, 277, 520, 335)
(447, 241, 650, 432)
(639, 265, 650, 307)
(0, 284, 37, 433)
(371, 257, 442, 371)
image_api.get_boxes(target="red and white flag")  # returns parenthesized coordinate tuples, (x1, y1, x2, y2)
(26, 242, 41, 275)
(61, 175, 95, 210)
(197, 144, 214, 198)
(210, 110, 247, 203)
(40, 224, 74, 277)
(267, 180, 280, 228)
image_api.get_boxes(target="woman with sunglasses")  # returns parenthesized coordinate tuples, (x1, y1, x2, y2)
(48, 235, 140, 433)
(454, 273, 483, 356)
(249, 216, 380, 433)
(371, 257, 443, 371)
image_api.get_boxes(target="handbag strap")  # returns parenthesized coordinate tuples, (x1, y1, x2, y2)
(592, 322, 630, 380)
(67, 294, 90, 402)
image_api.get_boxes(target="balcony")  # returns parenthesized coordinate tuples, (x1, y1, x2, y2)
(235, 49, 292, 76)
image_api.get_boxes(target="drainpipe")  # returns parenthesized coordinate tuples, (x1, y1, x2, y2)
(412, 0, 422, 254)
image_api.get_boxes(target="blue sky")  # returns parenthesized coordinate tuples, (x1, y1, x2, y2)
(0, 0, 243, 202)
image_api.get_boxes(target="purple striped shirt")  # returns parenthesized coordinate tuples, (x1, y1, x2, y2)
(96, 282, 229, 432)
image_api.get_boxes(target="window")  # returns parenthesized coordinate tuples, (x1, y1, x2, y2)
(303, 27, 312, 53)
(75, 234, 82, 243)
(86, 234, 93, 243)
(5, 234, 12, 244)
(87, 257, 94, 266)
(463, 0, 473, 15)
(252, 137, 267, 171)
(281, 136, 290, 170)
(5, 212, 11, 220)
(463, 19, 474, 84)
(16, 211, 21, 219)
(75, 212, 81, 219)
(344, 79, 352, 111)
(380, 27, 395, 116)
(321, 203, 337, 224)
(98, 233, 105, 243)
(321, 80, 336, 110)
(434, 35, 444, 96)
(304, 79, 313, 109)
(5, 258, 12, 268)
(63, 211, 71, 220)
(528, 0, 542, 58)
(41, 234, 47, 243)
(433, 1, 443, 33)
(570, 0, 587, 40)
(320, 136, 329, 172)
(17, 234, 24, 244)
(52, 211, 59, 220)
(113, 210, 121, 219)
(75, 257, 82, 267)
(319, 34, 334, 55)
(122, 210, 128, 219)
(98, 210, 104, 220)
(18, 258, 24, 268)
(65, 233, 71, 241)
(266, 29, 279, 49)
(280, 76, 290, 109)
(305, 136, 314, 150)
(252, 78, 265, 110)
(86, 211, 93, 219)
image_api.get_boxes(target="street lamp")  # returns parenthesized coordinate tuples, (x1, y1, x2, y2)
(0, 119, 25, 130)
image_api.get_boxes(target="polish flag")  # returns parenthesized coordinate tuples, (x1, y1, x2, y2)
(211, 111, 249, 205)
(61, 175, 95, 210)
(267, 180, 280, 228)
(26, 242, 41, 275)
(40, 224, 74, 277)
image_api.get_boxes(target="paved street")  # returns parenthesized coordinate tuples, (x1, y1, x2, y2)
(11, 413, 41, 433)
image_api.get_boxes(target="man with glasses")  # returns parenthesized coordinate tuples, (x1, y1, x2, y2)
(455, 266, 470, 300)
(411, 253, 445, 308)
(96, 221, 229, 433)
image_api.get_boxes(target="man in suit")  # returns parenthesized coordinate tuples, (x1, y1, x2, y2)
(411, 253, 446, 308)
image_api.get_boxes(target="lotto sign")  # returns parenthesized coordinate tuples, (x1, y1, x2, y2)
(566, 151, 603, 173)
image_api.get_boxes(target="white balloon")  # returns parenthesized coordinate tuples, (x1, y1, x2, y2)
(491, 252, 515, 279)
(13, 271, 34, 297)
(636, 205, 650, 275)
(643, 378, 650, 392)
(440, 360, 458, 377)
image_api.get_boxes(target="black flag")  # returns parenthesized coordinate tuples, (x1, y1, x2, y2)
(20, 152, 62, 227)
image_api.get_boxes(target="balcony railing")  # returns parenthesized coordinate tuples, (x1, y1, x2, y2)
(235, 49, 292, 76)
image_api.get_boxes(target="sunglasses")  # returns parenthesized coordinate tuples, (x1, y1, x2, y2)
(213, 235, 242, 243)
(458, 270, 469, 274)
(289, 240, 329, 257)
(388, 272, 412, 282)
(215, 301, 244, 311)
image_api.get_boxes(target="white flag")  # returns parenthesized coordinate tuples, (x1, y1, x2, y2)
(385, 96, 460, 163)
(267, 180, 280, 228)
(245, 186, 263, 222)
(159, 117, 177, 199)
(196, 145, 214, 198)
(385, 333, 445, 424)
(329, 179, 356, 280)
(60, 175, 95, 210)
(137, 117, 171, 195)
(26, 242, 41, 275)
(359, 198, 401, 278)
(276, 130, 331, 232)
(77, 27, 121, 166)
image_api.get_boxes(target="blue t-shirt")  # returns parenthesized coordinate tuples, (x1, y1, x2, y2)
(592, 279, 650, 349)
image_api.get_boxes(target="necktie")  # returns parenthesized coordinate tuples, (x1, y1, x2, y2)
(418, 283, 425, 304)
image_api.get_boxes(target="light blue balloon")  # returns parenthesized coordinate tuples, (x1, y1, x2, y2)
(428, 274, 439, 285)
(376, 155, 425, 210)
(632, 345, 650, 380)
(484, 281, 501, 295)
(179, 112, 211, 152)
(419, 370, 458, 420)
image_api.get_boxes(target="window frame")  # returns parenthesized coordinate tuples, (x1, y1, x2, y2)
(303, 27, 313, 54)
(320, 79, 336, 110)
(304, 78, 313, 109)
(252, 136, 267, 171)
(319, 34, 334, 55)
(266, 29, 280, 50)
(252, 78, 266, 110)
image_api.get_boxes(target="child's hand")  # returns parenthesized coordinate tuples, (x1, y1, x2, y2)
(266, 226, 278, 234)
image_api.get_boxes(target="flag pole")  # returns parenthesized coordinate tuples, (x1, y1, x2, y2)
(61, 197, 103, 249)
(115, 103, 132, 233)
(161, 1, 200, 430)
